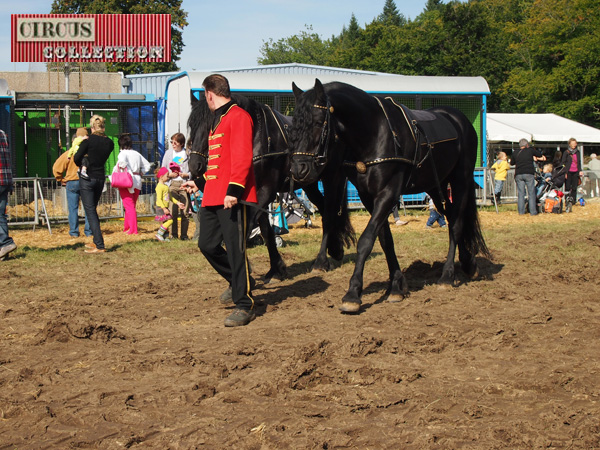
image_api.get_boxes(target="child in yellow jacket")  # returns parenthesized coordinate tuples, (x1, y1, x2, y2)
(491, 152, 510, 204)
(155, 167, 184, 241)
(67, 127, 90, 180)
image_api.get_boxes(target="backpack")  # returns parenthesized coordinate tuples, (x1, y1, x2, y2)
(544, 197, 563, 214)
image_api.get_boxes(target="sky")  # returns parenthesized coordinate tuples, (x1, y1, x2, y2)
(1, 0, 430, 72)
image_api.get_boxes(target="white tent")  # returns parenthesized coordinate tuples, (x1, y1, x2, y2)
(487, 113, 600, 144)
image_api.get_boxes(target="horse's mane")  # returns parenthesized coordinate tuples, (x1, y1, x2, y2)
(187, 93, 266, 153)
(187, 96, 211, 154)
(290, 81, 374, 150)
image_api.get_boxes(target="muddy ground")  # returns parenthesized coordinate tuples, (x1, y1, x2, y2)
(1, 201, 600, 449)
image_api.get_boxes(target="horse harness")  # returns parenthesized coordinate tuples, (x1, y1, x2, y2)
(252, 105, 290, 163)
(291, 99, 336, 168)
(189, 104, 291, 164)
(344, 96, 458, 210)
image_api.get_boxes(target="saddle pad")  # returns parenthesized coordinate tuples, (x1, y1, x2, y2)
(384, 97, 458, 146)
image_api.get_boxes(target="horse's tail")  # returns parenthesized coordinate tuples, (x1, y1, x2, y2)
(326, 188, 357, 260)
(441, 106, 491, 261)
(463, 181, 491, 259)
(337, 200, 357, 249)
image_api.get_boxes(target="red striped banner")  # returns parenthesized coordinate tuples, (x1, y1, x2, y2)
(12, 14, 171, 63)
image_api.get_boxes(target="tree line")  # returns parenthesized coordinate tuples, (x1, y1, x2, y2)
(49, 0, 599, 129)
(258, 0, 600, 128)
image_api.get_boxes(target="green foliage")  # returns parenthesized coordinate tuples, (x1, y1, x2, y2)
(257, 0, 600, 128)
(258, 26, 332, 66)
(377, 0, 407, 26)
(50, 0, 188, 75)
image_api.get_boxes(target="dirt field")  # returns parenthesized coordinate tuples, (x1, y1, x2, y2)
(1, 201, 600, 449)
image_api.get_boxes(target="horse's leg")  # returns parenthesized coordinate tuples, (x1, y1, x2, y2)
(306, 172, 352, 273)
(302, 182, 324, 215)
(453, 180, 480, 279)
(323, 173, 354, 265)
(340, 205, 389, 313)
(377, 222, 408, 302)
(438, 214, 458, 285)
(258, 212, 288, 283)
(431, 191, 458, 285)
(437, 177, 480, 285)
(301, 183, 331, 272)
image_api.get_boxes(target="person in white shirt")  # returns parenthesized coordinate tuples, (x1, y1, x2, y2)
(588, 153, 600, 177)
(112, 134, 152, 235)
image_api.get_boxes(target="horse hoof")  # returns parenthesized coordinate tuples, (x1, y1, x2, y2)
(386, 294, 404, 303)
(437, 275, 455, 286)
(340, 302, 361, 313)
(262, 275, 283, 284)
(330, 258, 343, 269)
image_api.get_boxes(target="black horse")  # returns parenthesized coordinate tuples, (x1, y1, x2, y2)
(290, 80, 490, 313)
(187, 93, 355, 281)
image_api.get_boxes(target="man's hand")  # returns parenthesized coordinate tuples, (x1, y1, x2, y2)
(181, 180, 199, 194)
(224, 195, 238, 209)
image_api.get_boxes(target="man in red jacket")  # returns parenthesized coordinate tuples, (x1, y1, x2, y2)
(183, 74, 258, 327)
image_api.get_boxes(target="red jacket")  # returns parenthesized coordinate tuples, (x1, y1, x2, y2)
(201, 104, 257, 207)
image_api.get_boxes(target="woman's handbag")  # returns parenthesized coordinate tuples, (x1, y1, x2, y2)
(111, 166, 133, 189)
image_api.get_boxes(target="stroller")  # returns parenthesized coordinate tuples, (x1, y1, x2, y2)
(527, 166, 565, 213)
(247, 190, 314, 248)
(547, 162, 579, 213)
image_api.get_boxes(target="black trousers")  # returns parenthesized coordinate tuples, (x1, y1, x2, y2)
(565, 171, 579, 201)
(199, 204, 254, 311)
(80, 178, 105, 249)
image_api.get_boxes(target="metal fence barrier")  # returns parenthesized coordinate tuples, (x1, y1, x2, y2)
(481, 168, 600, 204)
(6, 176, 159, 231)
(6, 170, 600, 230)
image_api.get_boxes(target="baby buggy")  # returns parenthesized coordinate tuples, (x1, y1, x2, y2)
(247, 190, 314, 248)
(526, 166, 569, 214)
(546, 163, 579, 213)
(525, 167, 563, 213)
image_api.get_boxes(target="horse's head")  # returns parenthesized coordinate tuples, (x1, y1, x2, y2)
(187, 94, 212, 180)
(289, 79, 336, 185)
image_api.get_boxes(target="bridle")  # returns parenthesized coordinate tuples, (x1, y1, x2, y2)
(189, 149, 208, 160)
(292, 99, 335, 168)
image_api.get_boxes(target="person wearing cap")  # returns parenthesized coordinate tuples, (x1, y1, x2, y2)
(167, 161, 190, 215)
(182, 74, 258, 327)
(155, 166, 184, 241)
(513, 138, 543, 215)
(161, 132, 191, 240)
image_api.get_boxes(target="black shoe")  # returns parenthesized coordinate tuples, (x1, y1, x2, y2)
(78, 170, 90, 181)
(219, 286, 233, 305)
(219, 278, 256, 305)
(224, 308, 256, 327)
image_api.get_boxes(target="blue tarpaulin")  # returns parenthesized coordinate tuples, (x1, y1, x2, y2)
(157, 98, 166, 161)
